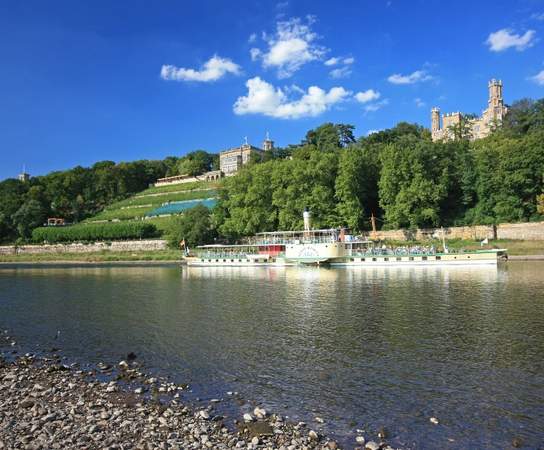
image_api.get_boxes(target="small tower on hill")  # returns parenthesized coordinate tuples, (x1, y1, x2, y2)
(262, 131, 274, 151)
(18, 165, 30, 183)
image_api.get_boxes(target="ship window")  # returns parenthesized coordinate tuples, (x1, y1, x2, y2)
(216, 259, 219, 262)
(238, 259, 242, 262)
(223, 259, 226, 262)
(372, 258, 377, 262)
(409, 257, 414, 261)
(350, 258, 354, 262)
(201, 259, 204, 262)
(272, 258, 276, 262)
(361, 258, 365, 262)
(467, 256, 470, 258)
(246, 259, 250, 262)
(436, 256, 441, 260)
(231, 259, 234, 262)
(384, 257, 389, 261)
(396, 257, 401, 261)
(422, 256, 427, 261)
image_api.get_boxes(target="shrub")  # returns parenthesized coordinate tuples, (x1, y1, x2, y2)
(32, 222, 158, 243)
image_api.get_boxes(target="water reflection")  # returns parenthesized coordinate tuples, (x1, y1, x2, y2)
(0, 262, 543, 449)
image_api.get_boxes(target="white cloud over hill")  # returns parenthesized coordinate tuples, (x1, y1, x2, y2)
(486, 28, 536, 52)
(387, 70, 432, 85)
(250, 17, 327, 78)
(233, 77, 350, 119)
(160, 56, 241, 82)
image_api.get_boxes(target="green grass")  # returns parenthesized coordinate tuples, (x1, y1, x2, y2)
(138, 180, 221, 195)
(85, 189, 218, 223)
(0, 249, 182, 263)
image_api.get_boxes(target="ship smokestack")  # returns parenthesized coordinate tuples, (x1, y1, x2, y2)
(303, 209, 311, 231)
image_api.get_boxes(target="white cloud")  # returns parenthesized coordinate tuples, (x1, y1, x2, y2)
(366, 129, 382, 135)
(233, 76, 350, 119)
(530, 69, 544, 85)
(329, 66, 352, 79)
(160, 55, 241, 82)
(325, 56, 354, 67)
(387, 70, 432, 85)
(364, 99, 389, 113)
(531, 12, 544, 21)
(355, 89, 381, 104)
(414, 97, 426, 108)
(485, 28, 536, 52)
(250, 48, 261, 61)
(251, 17, 327, 78)
(248, 33, 257, 43)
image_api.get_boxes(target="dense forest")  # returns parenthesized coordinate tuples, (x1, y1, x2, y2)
(213, 98, 544, 240)
(1, 97, 543, 245)
(0, 151, 218, 243)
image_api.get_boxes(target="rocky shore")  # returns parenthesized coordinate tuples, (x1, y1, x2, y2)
(0, 349, 397, 450)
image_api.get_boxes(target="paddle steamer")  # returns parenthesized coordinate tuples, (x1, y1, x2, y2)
(184, 211, 506, 267)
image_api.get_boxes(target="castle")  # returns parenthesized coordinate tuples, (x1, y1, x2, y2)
(431, 79, 508, 142)
(154, 134, 274, 187)
(219, 134, 274, 176)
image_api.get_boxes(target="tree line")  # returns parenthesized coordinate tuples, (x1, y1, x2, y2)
(1, 97, 543, 245)
(210, 99, 544, 242)
(0, 151, 217, 243)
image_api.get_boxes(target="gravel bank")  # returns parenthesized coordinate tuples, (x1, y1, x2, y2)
(0, 351, 397, 450)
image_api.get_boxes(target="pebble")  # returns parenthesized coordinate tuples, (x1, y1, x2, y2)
(430, 417, 439, 424)
(365, 441, 380, 450)
(356, 435, 366, 444)
(0, 351, 410, 450)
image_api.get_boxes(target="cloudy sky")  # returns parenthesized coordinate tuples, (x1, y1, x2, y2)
(1, 0, 544, 180)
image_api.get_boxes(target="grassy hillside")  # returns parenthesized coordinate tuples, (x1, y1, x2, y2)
(84, 180, 220, 224)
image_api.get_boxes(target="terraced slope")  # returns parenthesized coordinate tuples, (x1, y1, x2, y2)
(75, 180, 221, 239)
(86, 181, 220, 223)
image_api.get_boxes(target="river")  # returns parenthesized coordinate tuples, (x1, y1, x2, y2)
(1, 261, 543, 449)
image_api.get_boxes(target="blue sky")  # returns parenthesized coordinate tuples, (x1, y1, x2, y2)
(1, 0, 544, 180)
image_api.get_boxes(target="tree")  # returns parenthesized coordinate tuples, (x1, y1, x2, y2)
(166, 204, 217, 248)
(378, 136, 450, 228)
(177, 150, 214, 176)
(303, 123, 355, 150)
(12, 200, 47, 239)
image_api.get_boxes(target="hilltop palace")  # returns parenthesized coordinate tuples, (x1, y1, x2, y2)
(154, 134, 274, 187)
(431, 79, 508, 142)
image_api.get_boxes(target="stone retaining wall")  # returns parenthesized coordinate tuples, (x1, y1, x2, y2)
(360, 221, 544, 242)
(0, 239, 168, 256)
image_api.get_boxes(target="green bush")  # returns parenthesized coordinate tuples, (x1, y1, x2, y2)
(32, 222, 158, 243)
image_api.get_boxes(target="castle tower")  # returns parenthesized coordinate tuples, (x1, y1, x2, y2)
(262, 131, 274, 151)
(18, 164, 30, 183)
(488, 79, 503, 109)
(486, 79, 506, 124)
(431, 107, 441, 132)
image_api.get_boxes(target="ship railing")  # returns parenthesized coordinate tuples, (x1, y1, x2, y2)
(350, 246, 440, 257)
(195, 252, 256, 259)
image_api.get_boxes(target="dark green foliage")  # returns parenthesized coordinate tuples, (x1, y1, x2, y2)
(12, 200, 48, 239)
(166, 204, 216, 248)
(32, 222, 158, 243)
(176, 150, 217, 176)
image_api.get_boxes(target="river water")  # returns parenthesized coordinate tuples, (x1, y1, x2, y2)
(1, 262, 543, 449)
